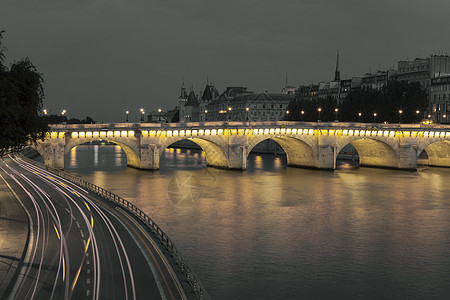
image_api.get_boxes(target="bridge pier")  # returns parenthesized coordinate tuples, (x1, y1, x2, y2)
(39, 143, 65, 169)
(135, 144, 160, 170)
(317, 144, 337, 170)
(227, 144, 247, 170)
(398, 144, 418, 170)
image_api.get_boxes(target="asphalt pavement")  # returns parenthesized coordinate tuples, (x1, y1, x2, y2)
(0, 156, 190, 300)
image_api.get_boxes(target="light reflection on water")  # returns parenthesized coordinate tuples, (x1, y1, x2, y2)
(65, 145, 450, 300)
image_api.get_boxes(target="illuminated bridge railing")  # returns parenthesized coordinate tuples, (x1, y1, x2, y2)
(48, 121, 450, 139)
(20, 155, 209, 300)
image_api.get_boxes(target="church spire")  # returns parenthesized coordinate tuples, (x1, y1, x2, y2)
(334, 50, 341, 81)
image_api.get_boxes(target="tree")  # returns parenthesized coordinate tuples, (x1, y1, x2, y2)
(0, 31, 48, 156)
(287, 81, 428, 123)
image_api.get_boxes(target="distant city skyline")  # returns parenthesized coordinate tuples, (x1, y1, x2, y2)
(1, 0, 450, 122)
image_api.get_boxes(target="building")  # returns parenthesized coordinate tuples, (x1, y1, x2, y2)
(430, 74, 450, 123)
(205, 87, 293, 122)
(397, 55, 450, 116)
(360, 69, 397, 91)
(178, 82, 219, 122)
(397, 55, 450, 90)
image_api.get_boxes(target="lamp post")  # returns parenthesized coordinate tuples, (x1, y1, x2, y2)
(219, 110, 226, 121)
(140, 108, 144, 122)
(334, 108, 339, 122)
(443, 114, 447, 124)
(126, 110, 129, 122)
(301, 110, 305, 121)
(416, 110, 420, 123)
(399, 109, 403, 124)
(428, 114, 431, 123)
(43, 109, 48, 115)
(158, 108, 162, 122)
(358, 112, 362, 122)
(317, 108, 321, 122)
(62, 109, 67, 122)
(228, 107, 232, 121)
(285, 110, 290, 120)
(373, 112, 377, 123)
(246, 107, 249, 121)
(205, 110, 208, 121)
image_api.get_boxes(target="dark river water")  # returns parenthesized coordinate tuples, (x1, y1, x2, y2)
(63, 144, 450, 300)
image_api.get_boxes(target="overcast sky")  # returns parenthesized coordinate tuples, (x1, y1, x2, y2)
(1, 0, 450, 122)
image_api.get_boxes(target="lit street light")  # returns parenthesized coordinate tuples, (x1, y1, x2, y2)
(334, 108, 339, 122)
(301, 110, 304, 121)
(416, 110, 420, 123)
(286, 110, 289, 120)
(358, 112, 362, 122)
(443, 114, 447, 124)
(43, 109, 48, 115)
(228, 107, 232, 121)
(428, 114, 432, 123)
(62, 109, 67, 123)
(399, 109, 403, 124)
(246, 107, 249, 121)
(205, 109, 208, 121)
(140, 108, 145, 122)
(317, 108, 322, 122)
(158, 108, 162, 122)
(373, 112, 377, 123)
(126, 110, 129, 122)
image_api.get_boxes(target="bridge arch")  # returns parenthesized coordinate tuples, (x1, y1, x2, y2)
(248, 136, 318, 168)
(336, 137, 399, 168)
(65, 137, 142, 168)
(417, 140, 450, 167)
(159, 136, 229, 169)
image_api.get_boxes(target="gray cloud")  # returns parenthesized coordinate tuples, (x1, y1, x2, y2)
(1, 0, 449, 122)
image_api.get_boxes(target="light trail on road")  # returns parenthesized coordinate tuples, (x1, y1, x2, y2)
(0, 156, 188, 300)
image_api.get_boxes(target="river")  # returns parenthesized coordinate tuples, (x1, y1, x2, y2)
(63, 144, 450, 299)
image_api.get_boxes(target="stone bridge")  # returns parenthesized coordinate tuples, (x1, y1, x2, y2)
(34, 121, 450, 171)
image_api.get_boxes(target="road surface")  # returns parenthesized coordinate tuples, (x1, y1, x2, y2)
(0, 156, 190, 300)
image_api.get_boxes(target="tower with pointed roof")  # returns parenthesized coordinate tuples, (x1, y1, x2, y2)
(178, 81, 188, 123)
(334, 50, 341, 82)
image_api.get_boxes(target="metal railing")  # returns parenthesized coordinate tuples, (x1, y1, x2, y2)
(20, 155, 210, 300)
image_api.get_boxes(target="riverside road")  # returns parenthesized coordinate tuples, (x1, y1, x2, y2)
(0, 156, 189, 300)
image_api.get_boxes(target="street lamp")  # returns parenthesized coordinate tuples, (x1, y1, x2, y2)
(228, 107, 232, 121)
(205, 110, 208, 121)
(158, 108, 162, 122)
(373, 112, 377, 123)
(399, 109, 403, 124)
(140, 108, 145, 122)
(43, 109, 48, 115)
(219, 110, 226, 121)
(126, 110, 129, 122)
(301, 110, 305, 121)
(428, 114, 431, 123)
(358, 112, 362, 122)
(416, 110, 420, 123)
(317, 108, 322, 122)
(334, 108, 339, 122)
(443, 114, 447, 123)
(286, 110, 290, 120)
(62, 109, 67, 123)
(246, 107, 249, 121)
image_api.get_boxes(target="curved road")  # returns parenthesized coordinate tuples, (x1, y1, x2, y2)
(0, 156, 189, 300)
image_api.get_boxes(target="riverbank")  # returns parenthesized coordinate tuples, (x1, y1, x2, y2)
(0, 165, 29, 298)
